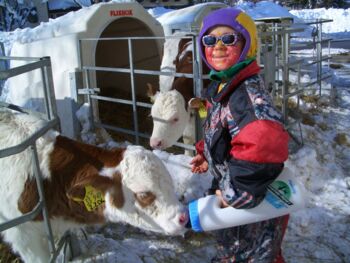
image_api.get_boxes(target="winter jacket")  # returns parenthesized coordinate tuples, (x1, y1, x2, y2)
(196, 60, 289, 208)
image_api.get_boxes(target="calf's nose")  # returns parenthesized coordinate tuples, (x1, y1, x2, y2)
(179, 212, 189, 226)
(150, 138, 162, 149)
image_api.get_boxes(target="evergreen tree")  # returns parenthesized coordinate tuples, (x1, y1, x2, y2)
(0, 0, 38, 32)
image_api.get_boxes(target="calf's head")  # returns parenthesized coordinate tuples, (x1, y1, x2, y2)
(102, 145, 188, 235)
(149, 90, 190, 150)
(149, 34, 210, 151)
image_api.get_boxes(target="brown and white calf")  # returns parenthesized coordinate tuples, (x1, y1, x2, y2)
(149, 33, 210, 155)
(0, 110, 188, 263)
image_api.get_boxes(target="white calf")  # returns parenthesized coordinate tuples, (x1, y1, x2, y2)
(149, 33, 210, 155)
(149, 89, 196, 156)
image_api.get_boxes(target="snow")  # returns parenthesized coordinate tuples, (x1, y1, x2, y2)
(0, 7, 89, 55)
(156, 2, 226, 26)
(1, 1, 350, 262)
(47, 0, 131, 10)
(48, 0, 94, 10)
(291, 8, 350, 35)
(237, 0, 295, 19)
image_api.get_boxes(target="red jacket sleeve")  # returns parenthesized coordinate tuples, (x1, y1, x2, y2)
(230, 120, 289, 163)
(195, 139, 205, 156)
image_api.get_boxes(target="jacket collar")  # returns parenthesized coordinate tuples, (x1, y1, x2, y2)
(206, 60, 261, 103)
(209, 58, 256, 82)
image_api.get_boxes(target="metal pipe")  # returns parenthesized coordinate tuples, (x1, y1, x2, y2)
(49, 231, 71, 263)
(0, 201, 43, 232)
(83, 65, 196, 78)
(77, 39, 83, 70)
(192, 34, 203, 145)
(281, 29, 290, 124)
(31, 144, 56, 254)
(317, 20, 322, 95)
(43, 57, 58, 120)
(0, 59, 46, 79)
(90, 94, 152, 108)
(0, 118, 58, 158)
(128, 38, 139, 145)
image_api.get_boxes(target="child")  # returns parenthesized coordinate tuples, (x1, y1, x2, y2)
(190, 8, 290, 263)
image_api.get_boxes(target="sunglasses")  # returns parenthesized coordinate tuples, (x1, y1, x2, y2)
(202, 33, 240, 47)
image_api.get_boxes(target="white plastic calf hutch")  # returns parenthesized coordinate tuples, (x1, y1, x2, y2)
(7, 1, 164, 139)
(157, 2, 227, 36)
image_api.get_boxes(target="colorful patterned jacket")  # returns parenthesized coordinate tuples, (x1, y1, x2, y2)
(196, 60, 289, 208)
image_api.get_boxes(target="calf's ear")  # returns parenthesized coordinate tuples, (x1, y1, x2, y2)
(109, 172, 125, 208)
(66, 176, 114, 201)
(188, 97, 205, 109)
(177, 36, 192, 56)
(188, 98, 208, 119)
(147, 83, 158, 103)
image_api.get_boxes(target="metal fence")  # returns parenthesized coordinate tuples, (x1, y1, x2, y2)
(290, 18, 333, 96)
(257, 17, 333, 149)
(76, 18, 333, 153)
(78, 34, 204, 153)
(0, 56, 74, 262)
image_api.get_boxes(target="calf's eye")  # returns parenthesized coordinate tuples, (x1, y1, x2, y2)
(134, 191, 156, 207)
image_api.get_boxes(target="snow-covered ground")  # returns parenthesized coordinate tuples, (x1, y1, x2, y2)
(1, 1, 349, 263)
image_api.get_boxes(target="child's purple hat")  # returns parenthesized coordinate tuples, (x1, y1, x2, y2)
(198, 8, 258, 69)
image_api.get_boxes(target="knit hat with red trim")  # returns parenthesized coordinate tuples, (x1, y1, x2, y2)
(198, 8, 258, 70)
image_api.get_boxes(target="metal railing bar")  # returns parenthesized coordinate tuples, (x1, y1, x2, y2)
(293, 19, 333, 25)
(284, 118, 301, 129)
(77, 88, 100, 95)
(99, 122, 149, 138)
(0, 201, 43, 232)
(274, 74, 332, 95)
(290, 38, 332, 47)
(41, 65, 52, 120)
(80, 36, 193, 41)
(41, 57, 58, 121)
(90, 94, 152, 109)
(82, 65, 196, 79)
(258, 27, 303, 37)
(31, 143, 56, 253)
(284, 58, 304, 67)
(0, 59, 50, 79)
(0, 118, 59, 158)
(0, 101, 46, 118)
(128, 38, 140, 144)
(300, 74, 332, 88)
(99, 122, 195, 151)
(0, 55, 42, 62)
(283, 89, 305, 99)
(49, 231, 71, 263)
(173, 141, 196, 151)
(303, 56, 332, 66)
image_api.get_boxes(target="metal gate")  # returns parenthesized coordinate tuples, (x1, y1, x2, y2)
(77, 34, 204, 153)
(0, 56, 76, 262)
(258, 17, 333, 150)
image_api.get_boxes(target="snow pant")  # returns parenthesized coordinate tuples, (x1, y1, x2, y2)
(211, 214, 289, 263)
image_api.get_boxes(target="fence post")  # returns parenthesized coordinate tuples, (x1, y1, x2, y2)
(31, 144, 56, 255)
(128, 38, 140, 145)
(316, 20, 323, 96)
(281, 29, 290, 125)
(40, 57, 58, 121)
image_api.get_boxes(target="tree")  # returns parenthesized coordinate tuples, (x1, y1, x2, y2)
(271, 0, 346, 8)
(0, 0, 38, 31)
